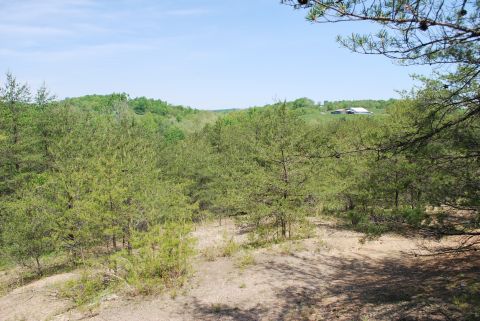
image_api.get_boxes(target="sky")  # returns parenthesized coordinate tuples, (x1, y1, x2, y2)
(0, 0, 429, 110)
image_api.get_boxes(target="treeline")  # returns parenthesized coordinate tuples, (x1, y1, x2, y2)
(63, 94, 219, 139)
(64, 93, 197, 119)
(249, 98, 397, 113)
(0, 72, 478, 292)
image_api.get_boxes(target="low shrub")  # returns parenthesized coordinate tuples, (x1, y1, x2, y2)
(60, 271, 115, 307)
(61, 221, 196, 305)
(278, 240, 306, 255)
(201, 232, 239, 261)
(201, 246, 219, 262)
(234, 251, 255, 269)
(219, 233, 239, 257)
(110, 222, 195, 295)
(347, 210, 366, 226)
(357, 221, 390, 238)
(343, 208, 429, 238)
(397, 208, 427, 227)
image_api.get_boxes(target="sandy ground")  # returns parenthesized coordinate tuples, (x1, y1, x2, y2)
(1, 219, 478, 321)
(0, 272, 76, 321)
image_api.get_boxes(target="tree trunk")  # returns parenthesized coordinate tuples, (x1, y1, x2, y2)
(280, 149, 289, 239)
(281, 216, 287, 238)
(35, 256, 42, 276)
(12, 121, 20, 171)
(395, 189, 399, 209)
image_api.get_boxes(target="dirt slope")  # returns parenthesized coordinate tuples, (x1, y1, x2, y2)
(1, 219, 478, 321)
(0, 272, 76, 321)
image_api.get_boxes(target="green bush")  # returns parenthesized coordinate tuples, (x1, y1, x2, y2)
(358, 221, 390, 237)
(347, 210, 366, 226)
(344, 208, 427, 237)
(110, 222, 195, 295)
(398, 208, 427, 227)
(60, 222, 195, 305)
(343, 210, 390, 237)
(60, 271, 115, 307)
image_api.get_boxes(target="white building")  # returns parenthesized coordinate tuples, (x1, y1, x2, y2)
(346, 107, 372, 114)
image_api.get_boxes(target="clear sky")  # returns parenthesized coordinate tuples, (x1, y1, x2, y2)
(0, 0, 428, 110)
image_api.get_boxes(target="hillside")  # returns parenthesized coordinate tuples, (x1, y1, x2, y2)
(61, 94, 221, 138)
(59, 95, 395, 135)
(225, 98, 395, 126)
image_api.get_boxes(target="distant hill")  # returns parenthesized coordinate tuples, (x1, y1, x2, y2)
(63, 93, 196, 118)
(60, 94, 221, 139)
(60, 94, 397, 136)
(211, 98, 397, 125)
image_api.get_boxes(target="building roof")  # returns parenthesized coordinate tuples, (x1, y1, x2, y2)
(348, 107, 370, 113)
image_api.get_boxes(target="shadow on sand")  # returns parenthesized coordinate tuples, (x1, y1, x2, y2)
(191, 251, 479, 321)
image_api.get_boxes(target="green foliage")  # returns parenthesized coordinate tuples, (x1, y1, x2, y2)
(0, 73, 202, 281)
(347, 211, 365, 227)
(219, 234, 239, 257)
(291, 97, 317, 109)
(398, 208, 427, 227)
(60, 221, 195, 306)
(356, 221, 390, 238)
(343, 207, 428, 237)
(283, 0, 480, 233)
(211, 104, 314, 242)
(128, 96, 194, 118)
(1, 69, 479, 306)
(234, 251, 255, 269)
(164, 126, 185, 143)
(60, 271, 114, 307)
(0, 72, 35, 195)
(109, 222, 195, 295)
(1, 180, 57, 275)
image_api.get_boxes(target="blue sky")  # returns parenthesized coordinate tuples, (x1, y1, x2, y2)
(0, 0, 428, 110)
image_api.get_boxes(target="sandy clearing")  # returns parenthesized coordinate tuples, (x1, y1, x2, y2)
(1, 219, 478, 321)
(0, 272, 77, 321)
